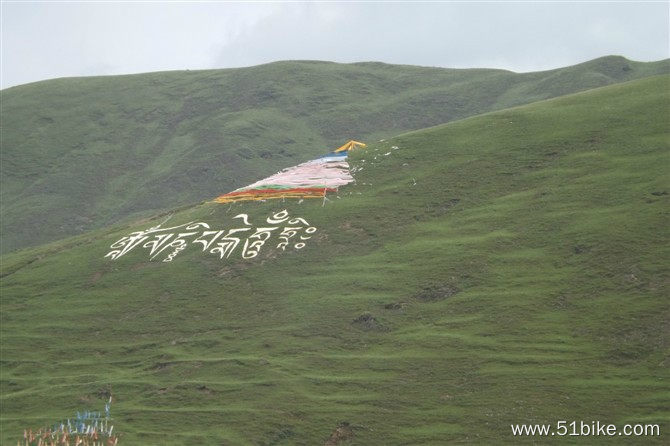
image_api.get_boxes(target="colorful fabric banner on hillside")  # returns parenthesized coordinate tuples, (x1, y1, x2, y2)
(213, 140, 366, 204)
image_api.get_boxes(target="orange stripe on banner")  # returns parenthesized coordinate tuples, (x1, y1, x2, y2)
(221, 187, 335, 197)
(212, 187, 332, 204)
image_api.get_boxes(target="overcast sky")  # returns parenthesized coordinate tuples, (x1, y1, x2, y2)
(1, 1, 668, 89)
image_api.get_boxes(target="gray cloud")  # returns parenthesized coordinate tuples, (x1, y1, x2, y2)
(2, 2, 668, 89)
(216, 2, 669, 72)
(1, 2, 276, 88)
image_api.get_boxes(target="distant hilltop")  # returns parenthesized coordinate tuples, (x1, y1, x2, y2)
(1, 56, 668, 253)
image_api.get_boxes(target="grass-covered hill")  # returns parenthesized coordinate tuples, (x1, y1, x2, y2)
(1, 56, 668, 253)
(1, 75, 668, 444)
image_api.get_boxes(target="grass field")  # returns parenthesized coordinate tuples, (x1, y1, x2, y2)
(1, 56, 668, 253)
(1, 75, 668, 444)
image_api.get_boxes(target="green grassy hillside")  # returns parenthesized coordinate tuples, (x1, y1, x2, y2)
(2, 56, 668, 253)
(1, 75, 668, 444)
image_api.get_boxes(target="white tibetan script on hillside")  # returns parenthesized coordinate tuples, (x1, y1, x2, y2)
(105, 210, 316, 263)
